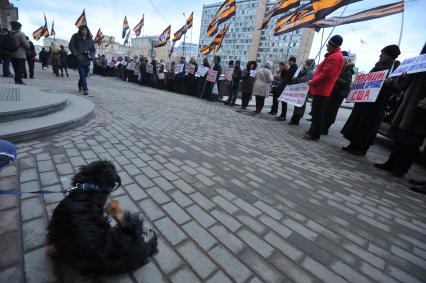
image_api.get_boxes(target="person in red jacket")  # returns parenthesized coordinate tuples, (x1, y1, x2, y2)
(304, 35, 345, 140)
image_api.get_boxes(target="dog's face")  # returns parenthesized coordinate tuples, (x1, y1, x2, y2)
(71, 160, 121, 193)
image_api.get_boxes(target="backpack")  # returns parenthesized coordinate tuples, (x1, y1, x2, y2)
(0, 31, 19, 53)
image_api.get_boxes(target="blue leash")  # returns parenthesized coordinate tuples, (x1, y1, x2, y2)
(0, 189, 63, 195)
(0, 183, 97, 195)
(0, 183, 116, 196)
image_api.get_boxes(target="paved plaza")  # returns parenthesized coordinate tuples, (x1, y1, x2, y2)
(1, 67, 426, 283)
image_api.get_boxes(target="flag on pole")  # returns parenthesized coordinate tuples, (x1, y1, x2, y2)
(124, 31, 131, 45)
(93, 28, 104, 45)
(154, 25, 171, 48)
(50, 20, 56, 36)
(207, 0, 236, 37)
(274, 0, 361, 35)
(172, 12, 194, 42)
(133, 15, 144, 37)
(199, 23, 230, 55)
(260, 0, 300, 30)
(32, 26, 44, 40)
(122, 16, 129, 38)
(168, 41, 176, 58)
(310, 1, 404, 30)
(105, 37, 113, 47)
(41, 13, 49, 37)
(75, 9, 87, 28)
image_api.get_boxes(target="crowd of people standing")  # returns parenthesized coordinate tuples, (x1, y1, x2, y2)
(1, 21, 424, 192)
(90, 34, 425, 190)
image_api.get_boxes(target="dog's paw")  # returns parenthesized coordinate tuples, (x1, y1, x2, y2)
(106, 200, 124, 218)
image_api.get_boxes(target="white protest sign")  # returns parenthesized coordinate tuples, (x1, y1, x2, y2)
(390, 54, 426, 77)
(186, 63, 196, 75)
(250, 70, 257, 78)
(346, 70, 388, 103)
(174, 63, 184, 74)
(146, 64, 153, 74)
(197, 66, 209, 77)
(224, 67, 233, 81)
(278, 83, 309, 107)
(206, 70, 218, 83)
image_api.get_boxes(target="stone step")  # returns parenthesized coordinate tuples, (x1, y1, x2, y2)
(0, 85, 68, 122)
(0, 94, 95, 143)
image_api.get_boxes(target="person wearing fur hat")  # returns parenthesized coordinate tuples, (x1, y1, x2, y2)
(322, 51, 355, 134)
(10, 21, 30, 84)
(341, 44, 401, 155)
(252, 61, 274, 113)
(304, 35, 345, 140)
(69, 25, 96, 95)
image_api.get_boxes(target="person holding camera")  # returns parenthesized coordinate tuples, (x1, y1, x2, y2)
(69, 25, 95, 95)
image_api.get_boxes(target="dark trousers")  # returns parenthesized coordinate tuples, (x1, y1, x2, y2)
(307, 95, 327, 138)
(60, 66, 68, 76)
(2, 55, 12, 76)
(78, 64, 90, 91)
(290, 104, 307, 124)
(323, 95, 344, 132)
(27, 58, 34, 78)
(241, 93, 251, 108)
(11, 58, 25, 83)
(271, 91, 280, 113)
(255, 96, 265, 112)
(228, 86, 239, 105)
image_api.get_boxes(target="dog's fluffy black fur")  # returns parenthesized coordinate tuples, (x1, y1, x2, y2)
(47, 160, 158, 276)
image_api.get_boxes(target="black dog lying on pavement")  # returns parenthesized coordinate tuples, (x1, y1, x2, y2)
(47, 160, 158, 276)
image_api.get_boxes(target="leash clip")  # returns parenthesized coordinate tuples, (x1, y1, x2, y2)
(64, 184, 79, 193)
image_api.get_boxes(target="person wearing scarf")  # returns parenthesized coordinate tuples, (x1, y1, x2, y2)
(341, 44, 401, 155)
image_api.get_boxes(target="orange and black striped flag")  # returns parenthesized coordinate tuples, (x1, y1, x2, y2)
(133, 15, 144, 37)
(50, 20, 56, 36)
(260, 0, 300, 30)
(207, 0, 236, 37)
(42, 13, 49, 38)
(122, 16, 129, 38)
(32, 26, 44, 40)
(274, 0, 361, 35)
(154, 25, 171, 48)
(173, 12, 194, 42)
(75, 9, 87, 28)
(310, 1, 404, 30)
(199, 23, 230, 55)
(93, 28, 104, 45)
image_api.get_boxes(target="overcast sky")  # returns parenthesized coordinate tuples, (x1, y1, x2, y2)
(13, 0, 426, 72)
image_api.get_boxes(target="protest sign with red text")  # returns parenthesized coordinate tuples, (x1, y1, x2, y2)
(278, 83, 309, 107)
(346, 70, 388, 103)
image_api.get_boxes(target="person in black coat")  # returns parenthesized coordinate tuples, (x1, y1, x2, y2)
(322, 53, 354, 134)
(226, 60, 242, 106)
(341, 44, 401, 155)
(69, 25, 95, 95)
(375, 43, 426, 178)
(59, 45, 69, 77)
(185, 57, 198, 97)
(272, 56, 298, 120)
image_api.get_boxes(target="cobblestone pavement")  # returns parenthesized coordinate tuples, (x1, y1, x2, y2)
(1, 67, 426, 283)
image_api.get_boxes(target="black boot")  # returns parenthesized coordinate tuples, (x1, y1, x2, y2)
(390, 158, 413, 178)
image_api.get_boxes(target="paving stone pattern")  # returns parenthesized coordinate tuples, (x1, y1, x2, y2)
(1, 68, 426, 283)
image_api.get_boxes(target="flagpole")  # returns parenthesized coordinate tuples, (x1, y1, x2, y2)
(398, 0, 404, 46)
(182, 13, 187, 59)
(190, 26, 193, 59)
(317, 28, 324, 65)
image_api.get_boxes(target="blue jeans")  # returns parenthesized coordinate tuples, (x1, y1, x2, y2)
(2, 55, 11, 76)
(78, 64, 90, 91)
